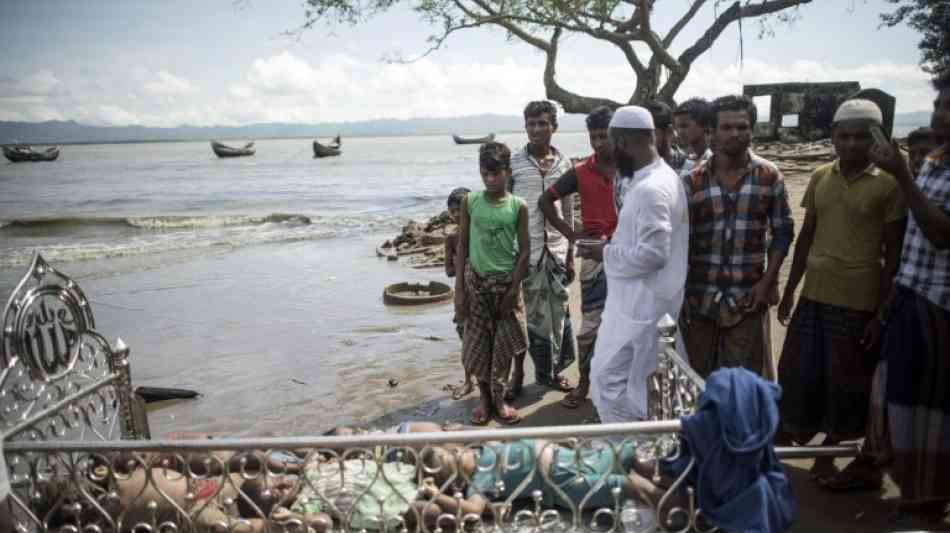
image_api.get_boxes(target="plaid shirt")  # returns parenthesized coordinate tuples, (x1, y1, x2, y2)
(894, 146, 950, 310)
(684, 151, 795, 321)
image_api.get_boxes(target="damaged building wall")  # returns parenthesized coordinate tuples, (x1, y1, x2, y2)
(743, 82, 878, 141)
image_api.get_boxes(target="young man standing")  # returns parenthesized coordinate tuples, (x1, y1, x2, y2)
(674, 97, 713, 173)
(582, 106, 689, 424)
(508, 100, 576, 398)
(644, 101, 689, 175)
(872, 73, 950, 521)
(682, 95, 794, 379)
(777, 99, 906, 481)
(538, 106, 616, 408)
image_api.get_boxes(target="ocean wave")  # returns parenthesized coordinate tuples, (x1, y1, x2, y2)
(0, 213, 313, 231)
(0, 223, 338, 268)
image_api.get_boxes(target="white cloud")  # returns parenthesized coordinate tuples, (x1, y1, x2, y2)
(0, 53, 937, 127)
(143, 71, 196, 95)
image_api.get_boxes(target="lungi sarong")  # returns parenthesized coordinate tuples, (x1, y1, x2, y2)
(576, 258, 607, 377)
(778, 298, 877, 440)
(682, 308, 772, 379)
(885, 287, 950, 503)
(462, 263, 527, 403)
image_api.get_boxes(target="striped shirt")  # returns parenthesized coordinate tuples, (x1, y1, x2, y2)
(510, 145, 574, 266)
(684, 151, 795, 320)
(894, 146, 950, 310)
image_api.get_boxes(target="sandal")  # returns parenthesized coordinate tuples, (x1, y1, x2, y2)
(495, 405, 522, 425)
(451, 381, 474, 400)
(560, 392, 585, 409)
(538, 375, 573, 392)
(505, 373, 524, 401)
(470, 407, 489, 426)
(819, 458, 883, 492)
(809, 457, 839, 484)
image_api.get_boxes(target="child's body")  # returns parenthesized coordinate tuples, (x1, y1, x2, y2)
(445, 186, 474, 399)
(455, 142, 530, 425)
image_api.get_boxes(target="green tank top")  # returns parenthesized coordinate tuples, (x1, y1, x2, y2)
(467, 191, 521, 276)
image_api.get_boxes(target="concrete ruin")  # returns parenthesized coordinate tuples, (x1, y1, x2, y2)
(742, 81, 895, 141)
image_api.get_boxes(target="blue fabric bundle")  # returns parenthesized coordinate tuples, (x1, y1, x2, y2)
(664, 367, 796, 533)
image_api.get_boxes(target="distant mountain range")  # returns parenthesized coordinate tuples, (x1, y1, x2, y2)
(0, 114, 589, 145)
(0, 111, 931, 145)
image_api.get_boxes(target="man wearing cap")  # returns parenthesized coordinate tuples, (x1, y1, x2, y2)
(579, 105, 689, 424)
(777, 99, 906, 482)
(681, 95, 794, 380)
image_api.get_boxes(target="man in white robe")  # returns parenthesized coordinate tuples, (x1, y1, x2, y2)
(580, 106, 690, 423)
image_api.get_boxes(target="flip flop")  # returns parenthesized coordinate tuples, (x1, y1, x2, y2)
(560, 394, 583, 409)
(470, 407, 489, 426)
(819, 459, 883, 492)
(495, 406, 522, 425)
(538, 375, 573, 392)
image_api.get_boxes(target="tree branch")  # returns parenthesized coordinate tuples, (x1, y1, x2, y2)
(663, 0, 707, 47)
(543, 27, 624, 113)
(678, 0, 812, 68)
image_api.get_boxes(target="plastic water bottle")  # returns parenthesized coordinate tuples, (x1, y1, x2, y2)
(620, 499, 657, 533)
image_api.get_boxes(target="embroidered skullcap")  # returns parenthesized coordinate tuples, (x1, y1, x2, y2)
(609, 105, 655, 130)
(833, 99, 883, 125)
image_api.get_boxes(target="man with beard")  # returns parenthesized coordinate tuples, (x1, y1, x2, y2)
(581, 105, 689, 425)
(681, 95, 794, 379)
(776, 99, 906, 483)
(870, 72, 950, 523)
(539, 106, 616, 409)
(507, 100, 576, 399)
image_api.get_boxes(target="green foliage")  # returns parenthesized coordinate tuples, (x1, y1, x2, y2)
(881, 0, 950, 75)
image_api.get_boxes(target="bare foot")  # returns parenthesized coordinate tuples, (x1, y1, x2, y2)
(451, 380, 474, 400)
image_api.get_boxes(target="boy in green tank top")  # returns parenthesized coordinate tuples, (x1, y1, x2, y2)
(454, 142, 530, 425)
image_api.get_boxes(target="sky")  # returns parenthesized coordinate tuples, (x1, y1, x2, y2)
(0, 0, 937, 127)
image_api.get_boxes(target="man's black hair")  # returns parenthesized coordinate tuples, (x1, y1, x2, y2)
(710, 95, 758, 128)
(674, 98, 712, 128)
(586, 106, 613, 130)
(933, 71, 950, 91)
(479, 142, 512, 172)
(908, 126, 935, 145)
(644, 101, 674, 129)
(523, 100, 558, 127)
(447, 187, 471, 208)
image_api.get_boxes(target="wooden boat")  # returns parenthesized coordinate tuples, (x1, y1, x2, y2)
(3, 145, 60, 162)
(452, 133, 495, 145)
(313, 135, 341, 158)
(211, 140, 255, 157)
(383, 281, 453, 305)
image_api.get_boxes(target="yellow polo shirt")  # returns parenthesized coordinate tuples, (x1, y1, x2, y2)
(801, 162, 906, 312)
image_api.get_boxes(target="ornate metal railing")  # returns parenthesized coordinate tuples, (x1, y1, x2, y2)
(1, 254, 860, 533)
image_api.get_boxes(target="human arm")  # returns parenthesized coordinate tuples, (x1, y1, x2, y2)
(749, 173, 794, 311)
(861, 216, 906, 349)
(539, 168, 580, 243)
(501, 202, 531, 315)
(454, 196, 470, 320)
(419, 481, 488, 518)
(872, 141, 950, 249)
(599, 186, 672, 278)
(445, 232, 458, 278)
(778, 209, 816, 325)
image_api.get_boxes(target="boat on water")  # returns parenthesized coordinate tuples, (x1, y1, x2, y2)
(2, 145, 60, 162)
(452, 133, 495, 145)
(210, 140, 255, 158)
(313, 134, 342, 158)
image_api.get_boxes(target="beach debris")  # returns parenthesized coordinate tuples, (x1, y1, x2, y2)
(291, 378, 308, 385)
(423, 335, 443, 341)
(383, 281, 453, 306)
(387, 378, 399, 388)
(381, 211, 454, 269)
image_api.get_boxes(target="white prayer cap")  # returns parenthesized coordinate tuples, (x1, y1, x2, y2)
(609, 105, 655, 130)
(833, 99, 883, 125)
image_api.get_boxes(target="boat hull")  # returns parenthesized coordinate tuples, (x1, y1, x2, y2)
(3, 146, 60, 162)
(313, 140, 341, 158)
(210, 141, 255, 157)
(452, 133, 495, 145)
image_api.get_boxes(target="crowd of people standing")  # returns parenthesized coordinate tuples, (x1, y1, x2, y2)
(446, 71, 950, 522)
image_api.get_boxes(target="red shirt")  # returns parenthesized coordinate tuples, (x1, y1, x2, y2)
(547, 154, 617, 239)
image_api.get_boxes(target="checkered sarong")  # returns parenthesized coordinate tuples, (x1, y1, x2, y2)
(462, 263, 527, 403)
